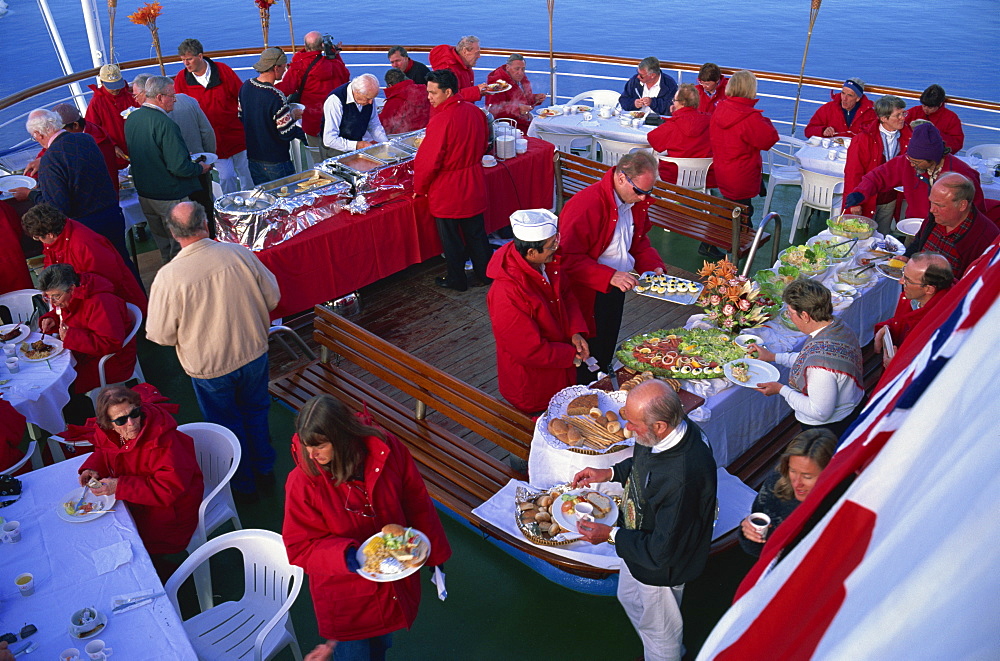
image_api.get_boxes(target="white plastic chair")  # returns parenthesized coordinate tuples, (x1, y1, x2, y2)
(47, 433, 92, 463)
(0, 289, 45, 326)
(86, 302, 145, 408)
(178, 422, 243, 612)
(656, 156, 713, 192)
(164, 529, 304, 661)
(789, 168, 845, 242)
(534, 127, 596, 161)
(596, 137, 652, 167)
(566, 89, 621, 110)
(965, 144, 1000, 160)
(0, 441, 41, 475)
(762, 135, 806, 219)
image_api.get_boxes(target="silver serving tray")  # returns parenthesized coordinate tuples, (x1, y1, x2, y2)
(256, 169, 344, 198)
(390, 130, 426, 154)
(358, 142, 411, 165)
(631, 272, 704, 306)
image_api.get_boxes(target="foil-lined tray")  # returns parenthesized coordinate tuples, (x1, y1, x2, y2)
(514, 485, 576, 547)
(256, 169, 343, 198)
(390, 129, 426, 154)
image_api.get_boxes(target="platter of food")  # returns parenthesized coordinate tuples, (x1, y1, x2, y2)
(0, 323, 29, 344)
(0, 175, 36, 200)
(723, 358, 779, 388)
(537, 107, 563, 118)
(777, 307, 800, 331)
(57, 487, 116, 523)
(805, 236, 855, 263)
(779, 244, 831, 277)
(876, 258, 906, 280)
(541, 386, 632, 453)
(837, 266, 874, 286)
(616, 328, 744, 379)
(356, 524, 431, 582)
(632, 272, 703, 305)
(549, 489, 618, 534)
(19, 337, 63, 361)
(572, 105, 591, 112)
(827, 214, 876, 240)
(483, 81, 512, 94)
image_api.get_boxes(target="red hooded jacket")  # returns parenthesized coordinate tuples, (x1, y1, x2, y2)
(85, 84, 138, 168)
(486, 244, 589, 414)
(413, 95, 487, 219)
(696, 76, 728, 114)
(0, 201, 31, 295)
(843, 121, 913, 216)
(282, 428, 451, 641)
(379, 79, 431, 134)
(76, 383, 203, 555)
(647, 105, 713, 185)
(804, 92, 877, 138)
(485, 64, 539, 133)
(275, 49, 350, 136)
(0, 401, 27, 474)
(174, 58, 247, 159)
(852, 153, 985, 221)
(42, 218, 147, 314)
(429, 44, 483, 104)
(559, 167, 665, 335)
(874, 289, 948, 349)
(40, 272, 135, 394)
(709, 96, 779, 200)
(905, 104, 964, 153)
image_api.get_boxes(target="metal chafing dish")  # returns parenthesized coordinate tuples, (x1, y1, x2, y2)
(358, 142, 410, 164)
(389, 129, 426, 154)
(322, 142, 415, 195)
(256, 168, 345, 198)
(215, 190, 278, 215)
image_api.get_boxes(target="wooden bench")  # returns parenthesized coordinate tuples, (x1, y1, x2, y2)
(269, 305, 620, 594)
(555, 152, 778, 267)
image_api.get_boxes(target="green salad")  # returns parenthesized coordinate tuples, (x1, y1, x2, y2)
(780, 245, 830, 273)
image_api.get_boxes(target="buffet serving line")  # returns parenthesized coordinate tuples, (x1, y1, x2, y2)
(0, 456, 197, 659)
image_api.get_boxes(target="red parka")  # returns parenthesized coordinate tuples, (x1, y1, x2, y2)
(40, 272, 135, 394)
(874, 289, 948, 350)
(486, 244, 589, 414)
(709, 96, 779, 200)
(485, 64, 540, 133)
(85, 84, 138, 168)
(379, 79, 431, 134)
(842, 121, 912, 217)
(804, 92, 877, 138)
(696, 76, 727, 114)
(275, 49, 350, 136)
(559, 168, 665, 335)
(646, 105, 713, 185)
(42, 218, 147, 314)
(76, 383, 203, 555)
(282, 429, 451, 641)
(852, 153, 986, 221)
(906, 104, 964, 153)
(0, 401, 27, 474)
(174, 58, 247, 159)
(413, 95, 487, 219)
(0, 201, 32, 295)
(429, 44, 483, 104)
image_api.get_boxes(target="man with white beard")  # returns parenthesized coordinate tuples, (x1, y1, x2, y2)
(572, 380, 717, 661)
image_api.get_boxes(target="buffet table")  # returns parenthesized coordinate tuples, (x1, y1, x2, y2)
(0, 456, 197, 659)
(257, 137, 555, 318)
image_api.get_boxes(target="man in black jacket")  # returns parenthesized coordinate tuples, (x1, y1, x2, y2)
(573, 379, 717, 661)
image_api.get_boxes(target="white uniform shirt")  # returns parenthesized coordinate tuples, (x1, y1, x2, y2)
(597, 189, 636, 272)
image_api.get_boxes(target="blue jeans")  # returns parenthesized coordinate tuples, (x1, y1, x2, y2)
(248, 159, 295, 186)
(191, 352, 275, 493)
(333, 635, 392, 661)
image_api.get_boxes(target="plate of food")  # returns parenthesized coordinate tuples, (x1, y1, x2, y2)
(483, 81, 512, 94)
(537, 107, 563, 118)
(356, 524, 431, 582)
(0, 175, 36, 200)
(779, 245, 830, 277)
(805, 236, 855, 263)
(549, 489, 618, 534)
(827, 214, 876, 240)
(723, 358, 779, 388)
(616, 328, 743, 379)
(0, 324, 29, 344)
(190, 152, 217, 166)
(876, 257, 906, 280)
(633, 272, 703, 305)
(573, 105, 591, 112)
(18, 336, 64, 361)
(57, 487, 116, 523)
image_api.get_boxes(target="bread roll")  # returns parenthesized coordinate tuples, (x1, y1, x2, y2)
(605, 411, 618, 423)
(382, 524, 405, 536)
(536, 494, 554, 507)
(566, 429, 584, 447)
(548, 418, 569, 436)
(606, 421, 622, 434)
(588, 407, 603, 420)
(518, 501, 537, 511)
(623, 427, 634, 439)
(535, 511, 551, 523)
(520, 511, 537, 523)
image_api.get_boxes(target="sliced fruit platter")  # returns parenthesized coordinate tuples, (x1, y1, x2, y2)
(616, 328, 745, 379)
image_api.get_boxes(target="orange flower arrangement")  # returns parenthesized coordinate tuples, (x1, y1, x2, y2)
(695, 259, 775, 332)
(127, 2, 165, 74)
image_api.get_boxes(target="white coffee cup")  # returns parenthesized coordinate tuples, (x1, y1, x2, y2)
(2, 343, 14, 356)
(582, 112, 593, 122)
(574, 502, 595, 522)
(748, 512, 771, 539)
(827, 150, 837, 160)
(481, 155, 496, 167)
(821, 138, 832, 148)
(564, 104, 575, 114)
(85, 640, 113, 660)
(598, 105, 613, 119)
(15, 572, 33, 596)
(632, 117, 644, 129)
(5, 357, 18, 374)
(515, 138, 528, 154)
(619, 116, 631, 126)
(61, 649, 81, 661)
(2, 520, 20, 543)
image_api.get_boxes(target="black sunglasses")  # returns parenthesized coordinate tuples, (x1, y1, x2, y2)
(110, 407, 142, 427)
(623, 172, 655, 197)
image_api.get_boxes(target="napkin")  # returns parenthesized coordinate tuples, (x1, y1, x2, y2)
(431, 567, 448, 601)
(92, 539, 132, 575)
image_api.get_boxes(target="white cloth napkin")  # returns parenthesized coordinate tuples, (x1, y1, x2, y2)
(92, 540, 132, 575)
(431, 567, 447, 601)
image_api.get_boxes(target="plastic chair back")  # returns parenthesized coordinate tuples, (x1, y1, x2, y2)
(89, 303, 145, 406)
(0, 440, 40, 475)
(966, 144, 1000, 160)
(534, 128, 596, 161)
(656, 156, 713, 191)
(0, 289, 46, 326)
(567, 89, 621, 110)
(799, 168, 845, 209)
(596, 137, 652, 167)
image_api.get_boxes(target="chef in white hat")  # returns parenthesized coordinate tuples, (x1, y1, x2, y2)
(485, 209, 590, 415)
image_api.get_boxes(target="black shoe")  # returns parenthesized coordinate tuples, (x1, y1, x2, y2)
(256, 472, 277, 494)
(471, 275, 493, 287)
(435, 276, 467, 292)
(232, 489, 260, 505)
(698, 243, 726, 260)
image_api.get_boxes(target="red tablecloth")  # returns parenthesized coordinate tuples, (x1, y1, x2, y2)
(259, 137, 555, 318)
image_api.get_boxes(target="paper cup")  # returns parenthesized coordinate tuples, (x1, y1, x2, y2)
(2, 343, 14, 356)
(748, 512, 771, 539)
(5, 357, 18, 374)
(61, 650, 81, 661)
(574, 502, 595, 522)
(15, 572, 33, 596)
(2, 520, 20, 543)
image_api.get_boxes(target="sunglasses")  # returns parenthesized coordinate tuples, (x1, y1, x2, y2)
(110, 407, 142, 427)
(623, 172, 655, 198)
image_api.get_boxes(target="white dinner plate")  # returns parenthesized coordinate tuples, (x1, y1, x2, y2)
(190, 152, 218, 166)
(355, 529, 431, 582)
(483, 81, 512, 95)
(896, 218, 923, 236)
(723, 358, 780, 388)
(549, 489, 619, 534)
(0, 175, 36, 199)
(536, 108, 563, 118)
(57, 487, 116, 523)
(733, 334, 763, 350)
(17, 336, 64, 361)
(0, 324, 30, 344)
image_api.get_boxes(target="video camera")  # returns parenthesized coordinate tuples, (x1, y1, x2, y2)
(322, 34, 341, 59)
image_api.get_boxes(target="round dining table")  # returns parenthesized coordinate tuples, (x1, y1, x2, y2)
(795, 142, 848, 176)
(1, 331, 76, 434)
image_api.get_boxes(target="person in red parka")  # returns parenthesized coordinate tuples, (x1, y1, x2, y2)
(0, 401, 27, 475)
(485, 54, 547, 133)
(276, 31, 351, 161)
(905, 84, 964, 153)
(487, 210, 590, 414)
(429, 36, 488, 103)
(22, 204, 147, 314)
(84, 64, 138, 169)
(74, 383, 203, 578)
(647, 83, 713, 185)
(37, 265, 135, 395)
(843, 95, 912, 233)
(174, 38, 252, 193)
(559, 152, 665, 378)
(709, 70, 779, 222)
(0, 200, 32, 296)
(804, 78, 877, 139)
(283, 395, 451, 658)
(379, 69, 431, 135)
(873, 253, 952, 367)
(413, 69, 491, 292)
(696, 63, 727, 115)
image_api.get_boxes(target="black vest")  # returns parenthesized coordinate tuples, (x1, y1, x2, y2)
(331, 83, 373, 142)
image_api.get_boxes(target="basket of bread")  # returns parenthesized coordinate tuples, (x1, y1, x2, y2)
(514, 485, 618, 546)
(540, 386, 632, 454)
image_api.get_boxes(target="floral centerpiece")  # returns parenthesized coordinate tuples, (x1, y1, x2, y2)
(127, 2, 164, 74)
(696, 259, 776, 332)
(255, 0, 278, 47)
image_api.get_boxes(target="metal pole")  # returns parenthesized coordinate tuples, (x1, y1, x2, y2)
(79, 0, 108, 70)
(36, 0, 89, 115)
(547, 0, 556, 106)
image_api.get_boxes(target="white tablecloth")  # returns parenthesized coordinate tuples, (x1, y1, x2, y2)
(527, 111, 655, 145)
(0, 456, 197, 660)
(119, 188, 146, 233)
(1, 332, 76, 433)
(956, 155, 1000, 200)
(795, 143, 848, 176)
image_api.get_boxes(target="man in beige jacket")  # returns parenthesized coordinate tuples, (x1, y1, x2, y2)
(146, 201, 280, 500)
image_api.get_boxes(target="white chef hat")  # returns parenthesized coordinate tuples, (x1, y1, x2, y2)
(509, 209, 558, 242)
